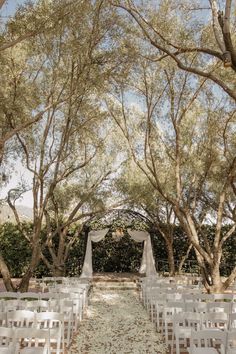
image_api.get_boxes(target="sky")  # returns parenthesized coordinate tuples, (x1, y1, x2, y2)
(1, 1, 34, 207)
(1, 0, 29, 17)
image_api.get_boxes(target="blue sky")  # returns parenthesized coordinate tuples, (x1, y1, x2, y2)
(1, 0, 30, 18)
(1, 1, 35, 207)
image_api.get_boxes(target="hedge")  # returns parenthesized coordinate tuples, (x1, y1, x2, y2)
(0, 222, 235, 277)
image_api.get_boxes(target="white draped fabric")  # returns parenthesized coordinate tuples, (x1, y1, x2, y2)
(80, 229, 109, 278)
(127, 230, 157, 276)
(80, 228, 156, 278)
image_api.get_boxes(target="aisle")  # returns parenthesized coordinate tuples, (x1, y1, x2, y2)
(68, 288, 167, 354)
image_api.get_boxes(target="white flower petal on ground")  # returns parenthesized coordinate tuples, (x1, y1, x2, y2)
(69, 289, 168, 354)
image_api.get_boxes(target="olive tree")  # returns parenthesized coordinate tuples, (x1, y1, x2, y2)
(0, 0, 122, 291)
(106, 56, 236, 292)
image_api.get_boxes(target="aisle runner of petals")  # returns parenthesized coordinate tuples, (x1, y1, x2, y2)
(69, 289, 167, 354)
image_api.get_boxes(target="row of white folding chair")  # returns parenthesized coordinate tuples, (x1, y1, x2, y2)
(0, 293, 40, 300)
(170, 311, 236, 351)
(171, 314, 236, 354)
(141, 276, 203, 287)
(1, 294, 85, 333)
(187, 329, 236, 354)
(153, 301, 236, 333)
(145, 288, 236, 308)
(149, 296, 236, 325)
(140, 275, 202, 284)
(0, 312, 63, 353)
(47, 286, 88, 315)
(0, 326, 61, 354)
(164, 308, 230, 343)
(144, 287, 203, 309)
(154, 301, 236, 334)
(0, 292, 72, 302)
(39, 277, 91, 293)
(0, 302, 74, 347)
(0, 299, 61, 313)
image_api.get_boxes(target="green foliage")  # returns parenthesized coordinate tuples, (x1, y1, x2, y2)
(0, 221, 236, 277)
(0, 222, 32, 277)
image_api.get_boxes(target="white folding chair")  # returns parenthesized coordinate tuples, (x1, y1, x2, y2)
(207, 302, 231, 314)
(35, 312, 64, 354)
(40, 294, 59, 301)
(183, 294, 201, 303)
(212, 294, 233, 302)
(0, 293, 18, 300)
(7, 310, 36, 328)
(201, 312, 228, 330)
(0, 313, 7, 327)
(153, 299, 167, 330)
(67, 294, 83, 330)
(18, 293, 39, 301)
(59, 300, 73, 347)
(2, 300, 19, 312)
(195, 294, 214, 302)
(187, 329, 227, 354)
(185, 302, 207, 313)
(227, 329, 236, 354)
(229, 313, 236, 330)
(14, 327, 50, 354)
(0, 326, 15, 354)
(171, 312, 201, 354)
(163, 302, 185, 344)
(148, 292, 165, 323)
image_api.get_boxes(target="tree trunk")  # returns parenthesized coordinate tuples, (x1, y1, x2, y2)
(18, 242, 41, 292)
(52, 264, 65, 277)
(204, 261, 225, 293)
(0, 254, 16, 292)
(165, 238, 175, 276)
(178, 244, 193, 274)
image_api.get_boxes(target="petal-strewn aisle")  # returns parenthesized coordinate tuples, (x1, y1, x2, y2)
(68, 289, 167, 354)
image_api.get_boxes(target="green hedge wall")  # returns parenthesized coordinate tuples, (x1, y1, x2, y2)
(0, 222, 235, 277)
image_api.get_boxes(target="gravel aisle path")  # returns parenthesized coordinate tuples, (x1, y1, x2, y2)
(69, 289, 167, 354)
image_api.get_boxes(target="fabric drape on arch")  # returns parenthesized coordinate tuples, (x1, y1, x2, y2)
(80, 228, 157, 278)
(80, 229, 109, 278)
(127, 229, 156, 276)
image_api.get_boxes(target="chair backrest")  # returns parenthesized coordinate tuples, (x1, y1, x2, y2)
(18, 300, 39, 311)
(189, 329, 227, 354)
(185, 301, 207, 313)
(7, 310, 36, 328)
(35, 312, 63, 329)
(213, 294, 233, 302)
(227, 329, 236, 351)
(163, 302, 185, 320)
(207, 301, 231, 314)
(14, 327, 50, 354)
(0, 326, 14, 348)
(59, 299, 73, 313)
(0, 292, 18, 300)
(173, 312, 202, 329)
(182, 294, 200, 302)
(196, 294, 214, 302)
(166, 293, 183, 301)
(0, 312, 7, 326)
(40, 293, 59, 301)
(18, 292, 40, 301)
(201, 312, 228, 330)
(48, 300, 60, 312)
(229, 313, 236, 329)
(35, 312, 63, 354)
(2, 299, 19, 311)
